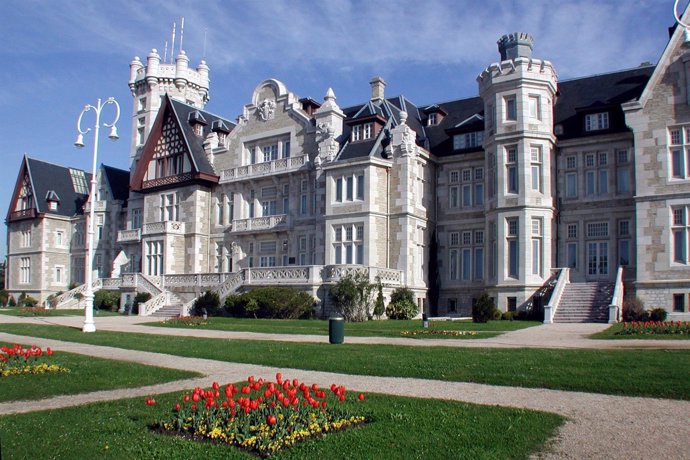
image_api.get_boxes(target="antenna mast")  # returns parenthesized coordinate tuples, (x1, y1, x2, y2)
(179, 17, 185, 53)
(163, 40, 168, 64)
(170, 21, 176, 63)
(203, 28, 207, 59)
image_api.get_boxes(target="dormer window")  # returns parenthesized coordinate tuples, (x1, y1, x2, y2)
(585, 112, 609, 131)
(211, 119, 231, 148)
(193, 123, 203, 136)
(453, 131, 484, 150)
(188, 110, 207, 137)
(352, 122, 373, 142)
(45, 190, 60, 212)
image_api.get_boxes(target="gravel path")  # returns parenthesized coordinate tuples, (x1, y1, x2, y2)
(1, 315, 689, 459)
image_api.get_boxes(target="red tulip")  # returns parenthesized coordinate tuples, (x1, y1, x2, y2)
(267, 414, 277, 426)
(174, 403, 181, 411)
(358, 393, 365, 401)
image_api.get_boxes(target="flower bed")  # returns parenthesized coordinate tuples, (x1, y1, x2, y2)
(147, 373, 368, 457)
(400, 329, 479, 337)
(0, 344, 69, 377)
(162, 316, 209, 327)
(616, 321, 690, 336)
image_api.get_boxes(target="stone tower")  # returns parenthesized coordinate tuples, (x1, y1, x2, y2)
(127, 49, 210, 164)
(477, 33, 558, 309)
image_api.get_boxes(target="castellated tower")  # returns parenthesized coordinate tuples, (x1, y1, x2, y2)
(127, 49, 210, 164)
(477, 33, 558, 310)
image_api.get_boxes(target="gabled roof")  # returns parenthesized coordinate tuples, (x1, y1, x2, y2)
(102, 164, 130, 202)
(7, 155, 92, 220)
(131, 95, 236, 191)
(337, 96, 426, 161)
(555, 65, 654, 140)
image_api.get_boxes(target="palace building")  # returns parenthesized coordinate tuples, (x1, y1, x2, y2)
(6, 18, 690, 321)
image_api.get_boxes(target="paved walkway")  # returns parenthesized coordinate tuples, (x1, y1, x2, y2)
(1, 314, 689, 459)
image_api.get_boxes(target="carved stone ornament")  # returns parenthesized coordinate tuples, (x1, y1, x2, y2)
(258, 98, 276, 121)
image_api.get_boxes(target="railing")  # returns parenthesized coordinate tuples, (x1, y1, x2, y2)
(142, 172, 194, 189)
(231, 215, 288, 233)
(370, 267, 402, 286)
(139, 291, 169, 316)
(248, 267, 310, 283)
(142, 221, 185, 235)
(52, 279, 102, 309)
(609, 266, 624, 324)
(85, 200, 107, 212)
(8, 208, 36, 221)
(220, 155, 308, 182)
(137, 273, 163, 296)
(181, 271, 246, 316)
(543, 268, 570, 324)
(101, 278, 122, 289)
(117, 228, 141, 242)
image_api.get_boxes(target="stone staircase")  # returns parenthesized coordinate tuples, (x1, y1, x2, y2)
(553, 282, 614, 323)
(148, 292, 185, 318)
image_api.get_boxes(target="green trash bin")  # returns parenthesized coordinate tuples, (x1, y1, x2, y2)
(329, 314, 344, 344)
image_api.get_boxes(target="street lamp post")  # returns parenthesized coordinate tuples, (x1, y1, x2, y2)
(75, 97, 120, 333)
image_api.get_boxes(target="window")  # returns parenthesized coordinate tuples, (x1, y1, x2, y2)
(668, 126, 690, 179)
(19, 257, 30, 284)
(449, 232, 459, 246)
(55, 265, 64, 284)
(673, 294, 686, 312)
(352, 122, 374, 141)
(528, 95, 540, 120)
(449, 249, 458, 280)
(56, 230, 65, 247)
(567, 242, 578, 268)
(567, 223, 578, 239)
(20, 225, 31, 248)
(566, 156, 577, 169)
(333, 223, 364, 264)
(507, 218, 519, 278)
(584, 151, 609, 196)
(159, 193, 179, 221)
(216, 194, 225, 225)
(453, 131, 484, 150)
(136, 117, 145, 146)
(566, 172, 578, 198)
(283, 141, 291, 158)
(449, 186, 459, 208)
(300, 180, 308, 215)
(504, 95, 517, 121)
(585, 112, 609, 131)
(260, 256, 277, 267)
(131, 208, 142, 229)
(334, 173, 364, 203)
(427, 113, 437, 126)
(69, 169, 89, 195)
(137, 97, 146, 112)
(449, 170, 459, 183)
(263, 144, 278, 162)
(531, 218, 543, 276)
(261, 200, 277, 217)
(448, 298, 457, 313)
(507, 297, 517, 312)
(587, 222, 609, 238)
(531, 146, 543, 192)
(298, 236, 308, 265)
(474, 168, 484, 207)
(145, 241, 163, 276)
(248, 190, 255, 218)
(506, 145, 518, 193)
(672, 206, 689, 263)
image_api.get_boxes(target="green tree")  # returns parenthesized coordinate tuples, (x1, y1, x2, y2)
(192, 291, 221, 317)
(329, 272, 374, 322)
(472, 293, 495, 323)
(373, 280, 385, 319)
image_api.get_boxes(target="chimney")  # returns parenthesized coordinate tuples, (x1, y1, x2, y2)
(497, 33, 534, 60)
(370, 76, 386, 101)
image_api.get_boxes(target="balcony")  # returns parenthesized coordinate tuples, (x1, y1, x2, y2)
(220, 155, 308, 183)
(84, 200, 107, 213)
(142, 221, 186, 236)
(7, 208, 36, 221)
(117, 228, 141, 243)
(142, 172, 194, 190)
(231, 215, 288, 233)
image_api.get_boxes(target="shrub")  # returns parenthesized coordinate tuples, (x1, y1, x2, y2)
(390, 287, 415, 306)
(132, 292, 152, 315)
(22, 296, 38, 308)
(329, 273, 375, 322)
(226, 287, 315, 319)
(8, 296, 16, 307)
(472, 293, 495, 323)
(94, 290, 121, 312)
(623, 297, 648, 322)
(501, 311, 515, 321)
(385, 298, 418, 320)
(0, 290, 8, 307)
(373, 282, 385, 319)
(192, 291, 221, 317)
(648, 307, 668, 322)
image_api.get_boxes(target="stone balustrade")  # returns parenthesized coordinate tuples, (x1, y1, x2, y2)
(142, 221, 185, 236)
(220, 155, 308, 183)
(231, 215, 288, 233)
(117, 228, 141, 243)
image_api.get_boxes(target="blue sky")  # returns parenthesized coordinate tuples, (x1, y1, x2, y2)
(0, 0, 681, 259)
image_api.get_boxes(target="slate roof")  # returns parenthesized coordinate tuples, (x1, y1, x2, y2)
(554, 65, 654, 140)
(337, 96, 426, 161)
(24, 156, 92, 217)
(102, 165, 130, 202)
(424, 97, 485, 157)
(167, 97, 236, 176)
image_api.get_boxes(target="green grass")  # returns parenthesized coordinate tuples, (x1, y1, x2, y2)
(0, 344, 200, 402)
(591, 322, 690, 340)
(3, 323, 689, 400)
(0, 307, 120, 317)
(0, 388, 563, 459)
(149, 317, 539, 338)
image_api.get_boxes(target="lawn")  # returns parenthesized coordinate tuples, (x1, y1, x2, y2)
(0, 343, 200, 402)
(591, 322, 690, 340)
(149, 317, 539, 338)
(0, 388, 563, 459)
(0, 307, 120, 317)
(3, 323, 689, 400)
